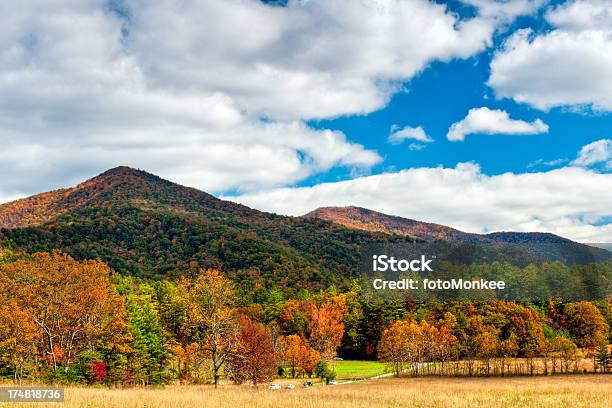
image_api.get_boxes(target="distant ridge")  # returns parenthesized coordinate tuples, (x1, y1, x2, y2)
(304, 206, 483, 243)
(303, 206, 575, 245)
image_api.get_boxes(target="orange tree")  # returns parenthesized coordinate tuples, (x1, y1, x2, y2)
(0, 252, 129, 379)
(305, 295, 346, 360)
(282, 334, 320, 378)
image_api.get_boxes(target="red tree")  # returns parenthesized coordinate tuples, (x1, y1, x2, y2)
(225, 318, 277, 386)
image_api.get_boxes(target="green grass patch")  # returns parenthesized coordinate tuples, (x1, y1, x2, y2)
(332, 360, 389, 380)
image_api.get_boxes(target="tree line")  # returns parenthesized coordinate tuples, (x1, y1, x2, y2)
(0, 250, 610, 386)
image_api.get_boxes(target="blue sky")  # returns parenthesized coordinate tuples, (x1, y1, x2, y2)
(0, 0, 611, 242)
(304, 6, 611, 186)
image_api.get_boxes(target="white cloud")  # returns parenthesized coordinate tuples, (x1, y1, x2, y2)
(229, 162, 612, 242)
(447, 107, 549, 141)
(409, 143, 427, 151)
(488, 0, 612, 111)
(464, 0, 547, 22)
(572, 139, 612, 168)
(126, 0, 499, 120)
(0, 0, 537, 199)
(545, 0, 612, 31)
(388, 126, 433, 145)
(527, 158, 568, 168)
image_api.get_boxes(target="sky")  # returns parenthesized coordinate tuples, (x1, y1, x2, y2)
(1, 0, 611, 242)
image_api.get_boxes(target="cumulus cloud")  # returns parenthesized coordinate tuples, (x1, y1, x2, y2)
(126, 0, 500, 120)
(488, 0, 612, 111)
(572, 139, 612, 168)
(229, 162, 612, 242)
(447, 107, 549, 141)
(388, 126, 433, 145)
(0, 0, 536, 200)
(545, 0, 612, 31)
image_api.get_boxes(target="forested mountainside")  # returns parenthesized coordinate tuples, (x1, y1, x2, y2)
(305, 206, 611, 265)
(305, 206, 581, 244)
(0, 167, 609, 288)
(0, 167, 409, 287)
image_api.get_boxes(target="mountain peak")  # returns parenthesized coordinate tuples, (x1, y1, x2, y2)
(0, 167, 252, 229)
(97, 166, 144, 177)
(86, 166, 165, 185)
(0, 166, 179, 229)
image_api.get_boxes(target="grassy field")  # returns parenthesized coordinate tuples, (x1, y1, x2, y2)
(2, 375, 612, 408)
(333, 360, 389, 380)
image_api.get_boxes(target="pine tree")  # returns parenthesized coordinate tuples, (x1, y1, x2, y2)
(594, 342, 610, 373)
(127, 295, 168, 385)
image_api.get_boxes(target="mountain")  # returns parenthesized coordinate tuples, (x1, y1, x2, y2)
(0, 167, 404, 288)
(0, 166, 258, 228)
(304, 206, 611, 264)
(304, 206, 577, 244)
(304, 206, 485, 243)
(0, 168, 609, 288)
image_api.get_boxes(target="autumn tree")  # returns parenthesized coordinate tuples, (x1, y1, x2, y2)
(430, 323, 458, 375)
(305, 296, 346, 360)
(564, 302, 609, 348)
(171, 342, 209, 384)
(282, 334, 320, 378)
(0, 252, 129, 375)
(551, 336, 577, 374)
(279, 300, 307, 335)
(378, 320, 422, 376)
(283, 335, 304, 378)
(459, 316, 484, 377)
(178, 269, 238, 387)
(303, 347, 321, 377)
(475, 324, 501, 375)
(225, 318, 276, 386)
(0, 301, 38, 384)
(499, 334, 519, 376)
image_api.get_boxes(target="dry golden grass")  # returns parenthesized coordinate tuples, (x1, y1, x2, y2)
(2, 375, 612, 408)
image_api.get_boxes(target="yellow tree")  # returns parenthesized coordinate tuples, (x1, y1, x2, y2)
(178, 269, 238, 387)
(475, 325, 501, 375)
(551, 336, 577, 374)
(430, 323, 457, 375)
(564, 302, 609, 348)
(500, 334, 518, 376)
(379, 320, 423, 376)
(0, 301, 38, 384)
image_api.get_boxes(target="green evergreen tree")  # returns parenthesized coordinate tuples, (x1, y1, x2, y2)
(127, 295, 168, 385)
(315, 360, 336, 384)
